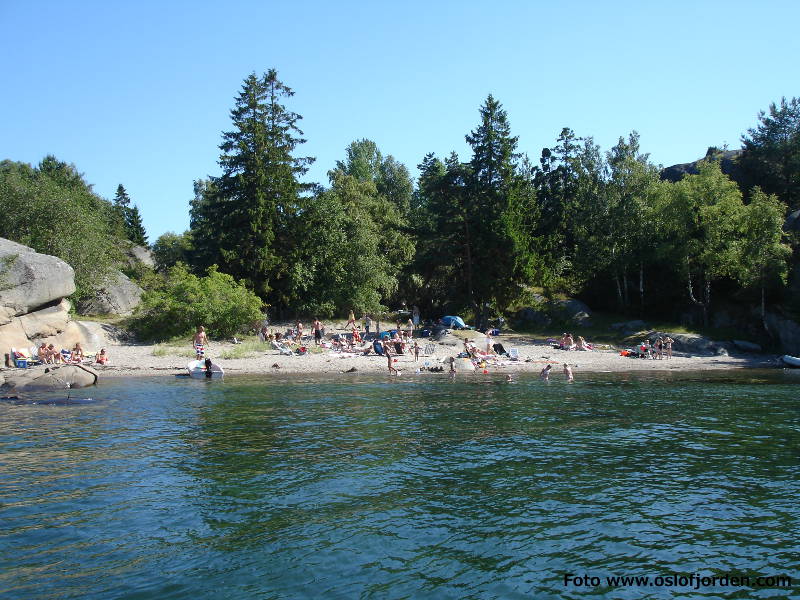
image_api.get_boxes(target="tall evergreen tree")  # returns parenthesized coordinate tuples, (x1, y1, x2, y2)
(191, 70, 314, 303)
(125, 205, 148, 246)
(740, 97, 800, 209)
(463, 95, 537, 323)
(114, 184, 148, 246)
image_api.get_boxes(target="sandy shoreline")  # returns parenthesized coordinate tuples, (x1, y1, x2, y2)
(72, 332, 775, 379)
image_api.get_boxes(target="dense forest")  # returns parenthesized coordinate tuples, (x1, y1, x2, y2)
(2, 69, 799, 337)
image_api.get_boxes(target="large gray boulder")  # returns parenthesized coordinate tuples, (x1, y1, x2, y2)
(125, 244, 155, 269)
(765, 313, 800, 356)
(0, 238, 75, 320)
(1, 364, 98, 394)
(553, 299, 591, 318)
(77, 270, 143, 316)
(645, 331, 731, 356)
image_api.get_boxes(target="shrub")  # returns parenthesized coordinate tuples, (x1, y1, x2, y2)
(131, 263, 263, 341)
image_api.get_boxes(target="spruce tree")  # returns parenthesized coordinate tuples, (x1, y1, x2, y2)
(463, 95, 534, 324)
(114, 184, 148, 246)
(196, 70, 314, 301)
(126, 204, 148, 246)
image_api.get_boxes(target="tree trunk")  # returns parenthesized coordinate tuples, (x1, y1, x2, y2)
(638, 261, 645, 314)
(622, 264, 629, 308)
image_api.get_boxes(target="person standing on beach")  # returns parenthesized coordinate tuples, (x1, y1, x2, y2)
(663, 336, 674, 358)
(313, 318, 323, 346)
(193, 326, 208, 359)
(387, 351, 398, 375)
(413, 341, 420, 361)
(412, 305, 420, 327)
(406, 317, 414, 338)
(364, 314, 372, 335)
(563, 363, 574, 382)
(345, 310, 356, 330)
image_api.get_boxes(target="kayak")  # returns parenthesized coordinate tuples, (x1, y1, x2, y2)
(187, 359, 224, 379)
(781, 355, 800, 368)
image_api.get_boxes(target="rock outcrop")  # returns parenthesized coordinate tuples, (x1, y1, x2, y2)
(1, 364, 98, 395)
(0, 238, 115, 354)
(765, 313, 800, 356)
(125, 244, 155, 269)
(0, 240, 82, 351)
(515, 297, 592, 329)
(0, 238, 75, 321)
(661, 149, 743, 183)
(77, 270, 143, 316)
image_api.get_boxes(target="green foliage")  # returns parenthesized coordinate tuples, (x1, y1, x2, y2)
(152, 230, 193, 271)
(189, 70, 314, 304)
(740, 96, 800, 209)
(113, 184, 149, 246)
(658, 160, 746, 324)
(0, 157, 123, 299)
(287, 170, 410, 316)
(336, 139, 414, 218)
(220, 341, 264, 360)
(130, 264, 264, 341)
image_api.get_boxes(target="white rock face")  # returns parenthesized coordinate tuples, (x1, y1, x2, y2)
(0, 238, 76, 317)
(77, 270, 143, 316)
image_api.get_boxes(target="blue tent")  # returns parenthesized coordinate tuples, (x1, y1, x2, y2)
(441, 316, 467, 329)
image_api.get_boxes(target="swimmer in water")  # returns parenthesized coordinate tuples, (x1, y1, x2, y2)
(563, 363, 574, 382)
(540, 364, 552, 380)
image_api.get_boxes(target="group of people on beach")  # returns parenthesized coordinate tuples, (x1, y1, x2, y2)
(34, 342, 108, 365)
(638, 336, 674, 359)
(555, 333, 592, 351)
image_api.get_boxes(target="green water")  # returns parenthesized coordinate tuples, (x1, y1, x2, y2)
(1, 370, 799, 599)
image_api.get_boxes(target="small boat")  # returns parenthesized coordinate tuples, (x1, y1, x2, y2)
(187, 359, 224, 379)
(781, 355, 800, 368)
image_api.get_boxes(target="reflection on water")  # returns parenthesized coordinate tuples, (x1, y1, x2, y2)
(1, 371, 799, 599)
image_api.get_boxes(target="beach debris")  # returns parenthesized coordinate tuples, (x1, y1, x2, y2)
(271, 363, 280, 369)
(343, 366, 358, 373)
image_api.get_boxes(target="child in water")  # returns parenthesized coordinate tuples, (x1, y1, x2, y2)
(563, 363, 574, 382)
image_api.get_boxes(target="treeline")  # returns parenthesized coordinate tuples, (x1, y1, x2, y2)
(154, 70, 797, 328)
(2, 69, 797, 332)
(0, 157, 148, 298)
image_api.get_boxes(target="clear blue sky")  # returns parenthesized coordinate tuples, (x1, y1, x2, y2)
(2, 0, 798, 242)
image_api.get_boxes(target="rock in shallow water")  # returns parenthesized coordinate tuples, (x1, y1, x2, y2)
(1, 364, 98, 394)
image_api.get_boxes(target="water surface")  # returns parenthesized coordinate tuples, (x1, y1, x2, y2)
(1, 370, 798, 599)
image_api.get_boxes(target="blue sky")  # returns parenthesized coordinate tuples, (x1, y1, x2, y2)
(2, 0, 798, 242)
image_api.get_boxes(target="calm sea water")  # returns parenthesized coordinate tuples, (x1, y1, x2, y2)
(1, 370, 799, 600)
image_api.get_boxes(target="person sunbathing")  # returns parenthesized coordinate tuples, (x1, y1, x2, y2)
(46, 344, 63, 363)
(576, 336, 592, 351)
(96, 348, 109, 364)
(71, 343, 84, 362)
(38, 343, 53, 364)
(559, 333, 575, 350)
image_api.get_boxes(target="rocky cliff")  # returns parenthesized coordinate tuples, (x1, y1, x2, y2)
(0, 238, 96, 353)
